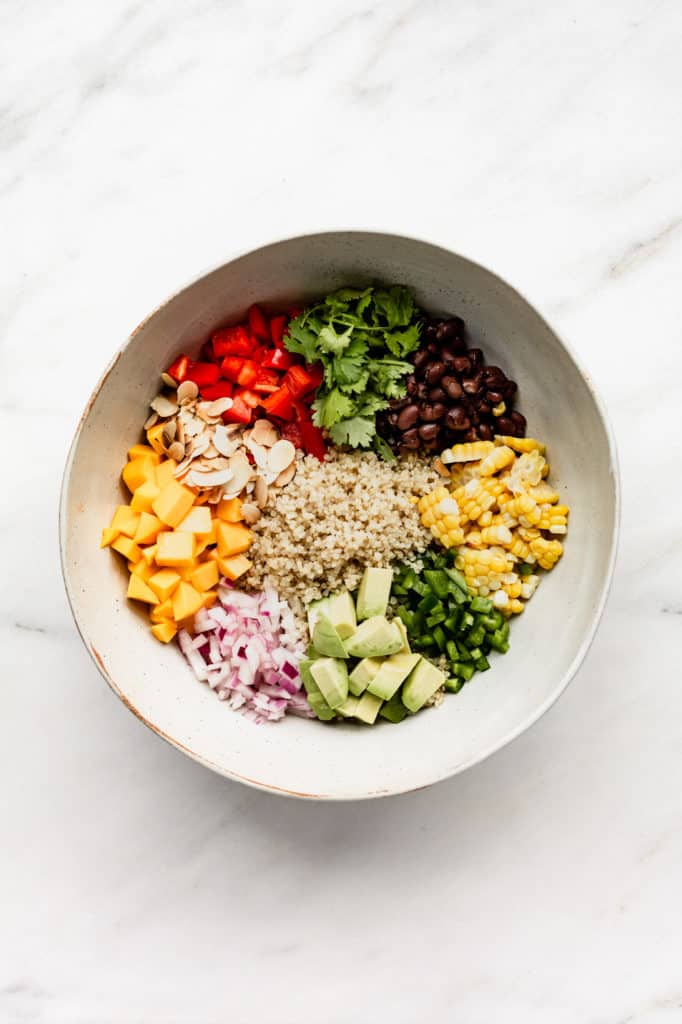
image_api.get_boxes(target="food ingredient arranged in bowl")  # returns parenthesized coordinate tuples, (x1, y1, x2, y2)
(101, 286, 570, 725)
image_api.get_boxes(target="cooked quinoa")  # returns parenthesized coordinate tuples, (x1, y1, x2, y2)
(245, 450, 440, 610)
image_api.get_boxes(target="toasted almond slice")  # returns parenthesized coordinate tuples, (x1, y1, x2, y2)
(190, 434, 210, 459)
(251, 419, 279, 447)
(267, 439, 296, 475)
(177, 380, 199, 404)
(144, 411, 159, 429)
(176, 418, 185, 445)
(161, 371, 177, 388)
(207, 487, 223, 503)
(202, 443, 219, 459)
(241, 502, 261, 525)
(183, 416, 204, 438)
(205, 397, 233, 417)
(274, 462, 297, 487)
(213, 425, 240, 457)
(254, 475, 269, 508)
(245, 438, 269, 470)
(433, 457, 451, 478)
(162, 420, 177, 444)
(168, 441, 185, 461)
(188, 467, 234, 488)
(227, 451, 252, 493)
(150, 394, 178, 417)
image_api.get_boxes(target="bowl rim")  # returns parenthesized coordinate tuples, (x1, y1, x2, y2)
(59, 229, 621, 800)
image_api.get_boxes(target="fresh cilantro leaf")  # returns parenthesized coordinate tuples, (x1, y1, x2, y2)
(286, 319, 321, 363)
(373, 434, 396, 461)
(384, 323, 421, 357)
(372, 286, 414, 329)
(318, 323, 353, 354)
(356, 392, 390, 416)
(329, 417, 376, 448)
(312, 388, 355, 428)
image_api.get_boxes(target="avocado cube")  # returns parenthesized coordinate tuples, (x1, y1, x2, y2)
(402, 658, 446, 713)
(344, 616, 403, 659)
(307, 692, 336, 722)
(353, 690, 383, 725)
(312, 615, 348, 658)
(348, 657, 382, 696)
(393, 617, 411, 653)
(310, 657, 348, 710)
(298, 659, 318, 697)
(356, 567, 393, 621)
(307, 597, 330, 637)
(379, 692, 408, 724)
(335, 695, 359, 718)
(327, 590, 357, 639)
(367, 652, 421, 701)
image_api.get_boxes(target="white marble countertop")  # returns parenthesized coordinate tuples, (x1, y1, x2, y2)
(3, 1, 682, 1021)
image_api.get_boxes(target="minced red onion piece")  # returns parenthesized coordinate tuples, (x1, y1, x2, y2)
(178, 584, 313, 723)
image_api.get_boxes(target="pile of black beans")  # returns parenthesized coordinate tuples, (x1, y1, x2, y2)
(377, 316, 526, 456)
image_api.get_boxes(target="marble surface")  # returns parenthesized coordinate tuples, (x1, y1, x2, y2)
(2, 0, 681, 1020)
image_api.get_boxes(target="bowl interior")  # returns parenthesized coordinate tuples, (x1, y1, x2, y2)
(61, 232, 618, 798)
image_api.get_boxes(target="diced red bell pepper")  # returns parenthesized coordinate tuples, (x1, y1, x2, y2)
(283, 365, 319, 398)
(253, 368, 280, 393)
(222, 395, 252, 425)
(199, 381, 233, 401)
(236, 388, 260, 408)
(269, 315, 287, 348)
(247, 305, 271, 342)
(300, 421, 326, 461)
(185, 361, 220, 387)
(212, 326, 255, 359)
(292, 398, 312, 423)
(236, 359, 259, 388)
(263, 385, 294, 420)
(280, 421, 303, 449)
(251, 343, 272, 364)
(220, 356, 246, 382)
(201, 340, 215, 362)
(261, 348, 295, 371)
(167, 354, 191, 383)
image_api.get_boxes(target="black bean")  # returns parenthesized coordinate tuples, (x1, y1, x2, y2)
(406, 376, 418, 397)
(468, 348, 483, 371)
(420, 402, 445, 422)
(445, 405, 470, 431)
(497, 416, 515, 435)
(388, 413, 399, 427)
(462, 428, 479, 443)
(423, 323, 439, 343)
(412, 348, 431, 371)
(435, 317, 464, 344)
(441, 376, 463, 400)
(510, 410, 527, 435)
(451, 355, 470, 375)
(418, 422, 440, 442)
(504, 379, 518, 399)
(415, 382, 429, 401)
(486, 390, 504, 406)
(396, 404, 419, 431)
(462, 375, 482, 395)
(423, 436, 441, 451)
(400, 428, 421, 449)
(428, 386, 446, 402)
(482, 365, 505, 387)
(478, 402, 491, 416)
(478, 422, 494, 441)
(388, 396, 409, 411)
(424, 361, 446, 385)
(427, 342, 440, 356)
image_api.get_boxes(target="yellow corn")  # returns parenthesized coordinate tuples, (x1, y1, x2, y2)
(536, 504, 569, 534)
(507, 450, 545, 493)
(530, 482, 560, 504)
(529, 537, 564, 570)
(502, 580, 522, 599)
(481, 524, 513, 546)
(442, 441, 494, 464)
(417, 485, 449, 516)
(520, 575, 540, 600)
(478, 509, 493, 527)
(479, 445, 515, 476)
(494, 435, 546, 454)
(508, 534, 533, 562)
(501, 492, 536, 520)
(509, 599, 525, 614)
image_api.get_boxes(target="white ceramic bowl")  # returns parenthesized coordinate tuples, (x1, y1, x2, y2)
(60, 231, 619, 799)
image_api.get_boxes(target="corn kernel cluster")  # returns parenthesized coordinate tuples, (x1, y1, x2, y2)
(418, 436, 569, 615)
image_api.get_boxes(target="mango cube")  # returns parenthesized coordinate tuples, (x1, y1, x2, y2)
(155, 459, 178, 488)
(189, 560, 219, 592)
(134, 511, 163, 545)
(122, 455, 157, 494)
(148, 569, 181, 602)
(131, 480, 161, 513)
(128, 443, 160, 462)
(150, 598, 174, 623)
(201, 591, 218, 610)
(111, 535, 142, 562)
(146, 423, 166, 455)
(177, 506, 212, 535)
(110, 505, 141, 538)
(216, 521, 253, 557)
(141, 543, 159, 565)
(127, 574, 159, 604)
(100, 527, 118, 548)
(216, 497, 243, 523)
(152, 479, 195, 528)
(151, 621, 178, 644)
(131, 559, 156, 582)
(218, 554, 252, 581)
(156, 530, 195, 567)
(172, 581, 204, 621)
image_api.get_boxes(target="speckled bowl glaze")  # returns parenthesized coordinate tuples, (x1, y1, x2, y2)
(60, 232, 619, 800)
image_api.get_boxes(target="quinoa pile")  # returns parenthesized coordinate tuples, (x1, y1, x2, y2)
(245, 450, 440, 610)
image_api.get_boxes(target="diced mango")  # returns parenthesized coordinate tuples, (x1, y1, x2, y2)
(218, 554, 252, 581)
(122, 455, 158, 494)
(205, 548, 221, 563)
(151, 621, 178, 644)
(217, 496, 243, 522)
(155, 459, 178, 488)
(201, 591, 218, 610)
(131, 480, 161, 513)
(100, 527, 118, 548)
(152, 478, 195, 528)
(177, 505, 212, 535)
(150, 598, 174, 623)
(110, 505, 141, 538)
(111, 535, 142, 562)
(127, 574, 159, 604)
(141, 543, 158, 565)
(216, 521, 253, 557)
(131, 559, 155, 582)
(172, 581, 204, 621)
(148, 568, 181, 602)
(146, 423, 166, 455)
(189, 560, 219, 592)
(128, 443, 160, 462)
(156, 530, 195, 567)
(134, 511, 163, 545)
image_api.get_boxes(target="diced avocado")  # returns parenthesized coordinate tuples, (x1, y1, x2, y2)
(367, 652, 421, 701)
(307, 692, 336, 722)
(335, 695, 359, 718)
(327, 590, 357, 639)
(402, 658, 446, 713)
(307, 643, 321, 659)
(312, 615, 348, 658)
(345, 616, 403, 659)
(379, 692, 408, 724)
(310, 657, 348, 710)
(348, 657, 382, 696)
(393, 617, 411, 653)
(354, 690, 383, 725)
(307, 597, 330, 637)
(298, 659, 318, 696)
(356, 567, 393, 621)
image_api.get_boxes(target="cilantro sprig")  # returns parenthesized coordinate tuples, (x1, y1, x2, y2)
(285, 286, 421, 458)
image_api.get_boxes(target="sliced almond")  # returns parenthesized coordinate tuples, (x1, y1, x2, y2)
(433, 457, 451, 478)
(188, 467, 234, 488)
(144, 411, 159, 429)
(241, 502, 261, 525)
(244, 438, 269, 470)
(150, 394, 179, 417)
(202, 443, 220, 459)
(227, 451, 252, 493)
(207, 487, 224, 503)
(251, 419, 279, 447)
(205, 397, 233, 417)
(168, 441, 185, 461)
(190, 433, 210, 459)
(267, 439, 296, 475)
(162, 420, 177, 445)
(176, 418, 185, 446)
(183, 416, 204, 438)
(161, 371, 177, 388)
(177, 380, 199, 404)
(213, 425, 240, 457)
(274, 462, 297, 488)
(254, 475, 269, 509)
